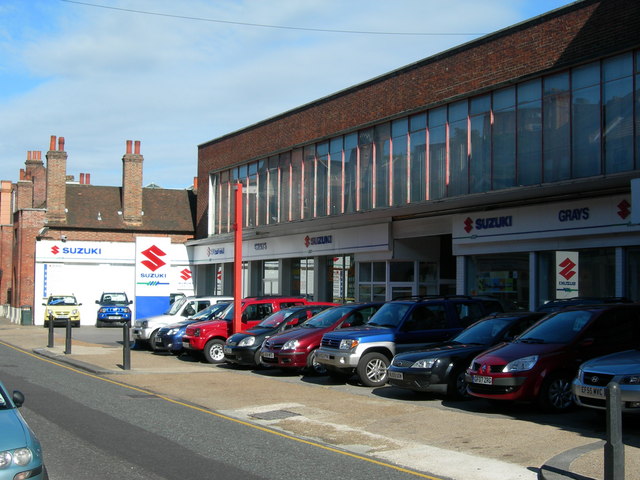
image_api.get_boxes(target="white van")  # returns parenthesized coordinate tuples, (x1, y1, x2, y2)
(132, 295, 232, 348)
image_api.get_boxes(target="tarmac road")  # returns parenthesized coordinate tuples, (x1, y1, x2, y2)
(1, 319, 639, 480)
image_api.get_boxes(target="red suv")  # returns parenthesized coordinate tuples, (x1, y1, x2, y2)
(182, 296, 315, 363)
(466, 304, 640, 411)
(260, 303, 383, 374)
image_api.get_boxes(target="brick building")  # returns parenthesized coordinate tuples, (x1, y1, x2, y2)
(1, 136, 197, 324)
(190, 0, 640, 308)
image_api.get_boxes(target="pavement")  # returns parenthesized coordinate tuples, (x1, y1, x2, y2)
(1, 318, 638, 480)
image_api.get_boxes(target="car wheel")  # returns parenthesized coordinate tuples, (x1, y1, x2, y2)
(538, 372, 574, 412)
(149, 330, 160, 352)
(305, 349, 327, 375)
(357, 352, 389, 387)
(446, 366, 470, 400)
(96, 320, 103, 328)
(203, 339, 225, 364)
(73, 321, 80, 328)
(253, 349, 263, 368)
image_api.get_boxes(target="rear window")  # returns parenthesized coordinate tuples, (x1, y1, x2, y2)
(519, 310, 595, 344)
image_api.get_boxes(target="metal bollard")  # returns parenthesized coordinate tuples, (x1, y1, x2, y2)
(47, 315, 54, 348)
(604, 382, 624, 480)
(122, 321, 131, 370)
(64, 318, 72, 354)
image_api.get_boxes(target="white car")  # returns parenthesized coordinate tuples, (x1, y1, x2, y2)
(572, 349, 640, 413)
(132, 295, 232, 348)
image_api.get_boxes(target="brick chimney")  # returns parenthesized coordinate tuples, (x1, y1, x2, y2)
(15, 169, 34, 211)
(25, 150, 46, 208)
(122, 140, 143, 225)
(45, 136, 67, 224)
(0, 180, 12, 225)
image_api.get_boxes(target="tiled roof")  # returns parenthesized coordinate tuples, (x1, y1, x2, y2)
(61, 184, 196, 233)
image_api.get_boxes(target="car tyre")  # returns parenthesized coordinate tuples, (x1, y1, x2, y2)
(149, 330, 160, 352)
(253, 349, 263, 368)
(446, 365, 470, 400)
(305, 349, 327, 375)
(357, 352, 389, 387)
(538, 372, 574, 412)
(96, 320, 103, 328)
(203, 339, 226, 364)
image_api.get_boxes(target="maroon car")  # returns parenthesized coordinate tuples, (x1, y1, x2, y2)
(260, 303, 383, 374)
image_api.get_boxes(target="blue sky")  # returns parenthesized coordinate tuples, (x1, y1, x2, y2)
(0, 0, 576, 189)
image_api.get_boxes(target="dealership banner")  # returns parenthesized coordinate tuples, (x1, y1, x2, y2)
(556, 251, 579, 299)
(135, 236, 172, 319)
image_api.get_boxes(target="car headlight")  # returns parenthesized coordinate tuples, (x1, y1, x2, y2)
(621, 375, 640, 385)
(339, 339, 359, 350)
(0, 448, 33, 468)
(47, 309, 53, 316)
(72, 309, 79, 315)
(141, 321, 148, 328)
(282, 339, 299, 350)
(238, 336, 256, 347)
(167, 328, 180, 335)
(503, 355, 538, 372)
(194, 328, 201, 337)
(411, 358, 437, 369)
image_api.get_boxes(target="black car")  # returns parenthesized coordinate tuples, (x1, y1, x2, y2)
(536, 296, 632, 314)
(223, 304, 334, 367)
(386, 311, 545, 399)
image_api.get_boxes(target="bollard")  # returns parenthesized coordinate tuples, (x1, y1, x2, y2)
(604, 382, 624, 480)
(64, 318, 72, 355)
(47, 315, 54, 348)
(122, 321, 131, 370)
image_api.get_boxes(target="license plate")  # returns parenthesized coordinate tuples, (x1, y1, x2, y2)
(223, 346, 232, 354)
(182, 341, 190, 349)
(580, 385, 606, 398)
(316, 352, 330, 360)
(262, 351, 274, 359)
(108, 316, 120, 320)
(388, 371, 403, 380)
(473, 375, 493, 385)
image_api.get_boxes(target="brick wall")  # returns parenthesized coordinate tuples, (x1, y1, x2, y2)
(45, 137, 67, 224)
(195, 0, 640, 237)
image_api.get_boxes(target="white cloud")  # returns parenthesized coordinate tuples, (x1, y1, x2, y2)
(0, 0, 574, 188)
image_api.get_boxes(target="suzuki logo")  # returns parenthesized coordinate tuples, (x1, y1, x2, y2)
(558, 258, 577, 281)
(51, 246, 60, 255)
(464, 217, 473, 233)
(180, 268, 192, 281)
(140, 245, 166, 272)
(618, 199, 631, 219)
(304, 236, 310, 248)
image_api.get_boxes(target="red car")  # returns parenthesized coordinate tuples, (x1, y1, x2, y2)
(182, 296, 315, 363)
(466, 304, 640, 411)
(260, 303, 383, 374)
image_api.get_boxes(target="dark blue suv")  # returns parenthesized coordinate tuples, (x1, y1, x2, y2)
(95, 292, 133, 327)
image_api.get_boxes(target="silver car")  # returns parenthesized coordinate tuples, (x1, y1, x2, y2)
(572, 349, 640, 413)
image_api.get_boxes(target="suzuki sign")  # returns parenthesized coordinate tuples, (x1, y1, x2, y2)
(556, 251, 579, 299)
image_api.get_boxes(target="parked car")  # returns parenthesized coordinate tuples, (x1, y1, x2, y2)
(132, 295, 233, 349)
(0, 380, 47, 480)
(316, 296, 502, 387)
(572, 348, 640, 413)
(260, 303, 383, 374)
(42, 294, 81, 328)
(182, 296, 314, 363)
(466, 304, 640, 412)
(386, 311, 545, 399)
(224, 304, 336, 368)
(536, 296, 631, 313)
(154, 302, 230, 354)
(95, 292, 133, 327)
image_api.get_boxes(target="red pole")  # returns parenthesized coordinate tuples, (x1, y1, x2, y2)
(233, 183, 243, 334)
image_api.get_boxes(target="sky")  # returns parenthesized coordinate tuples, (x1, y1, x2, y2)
(0, 0, 577, 189)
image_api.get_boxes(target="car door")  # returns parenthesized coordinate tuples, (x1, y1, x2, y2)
(395, 303, 456, 352)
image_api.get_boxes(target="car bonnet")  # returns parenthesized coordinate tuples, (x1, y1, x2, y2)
(0, 409, 29, 451)
(473, 341, 567, 363)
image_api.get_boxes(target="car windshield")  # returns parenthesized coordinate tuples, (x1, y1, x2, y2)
(256, 310, 293, 328)
(0, 387, 7, 409)
(48, 296, 77, 305)
(101, 293, 128, 304)
(367, 303, 410, 328)
(300, 306, 348, 328)
(166, 295, 187, 315)
(191, 302, 229, 321)
(518, 310, 594, 344)
(453, 317, 514, 345)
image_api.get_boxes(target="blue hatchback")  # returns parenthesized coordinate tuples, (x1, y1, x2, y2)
(0, 380, 47, 480)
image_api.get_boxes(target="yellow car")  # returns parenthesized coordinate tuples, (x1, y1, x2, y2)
(43, 294, 82, 327)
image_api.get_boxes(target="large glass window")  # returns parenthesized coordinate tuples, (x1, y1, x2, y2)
(603, 53, 634, 173)
(358, 261, 387, 302)
(358, 129, 374, 211)
(391, 118, 408, 206)
(374, 123, 391, 208)
(290, 149, 303, 221)
(517, 79, 542, 185)
(344, 133, 357, 214)
(409, 113, 427, 203)
(572, 62, 601, 178)
(279, 153, 291, 222)
(626, 247, 640, 302)
(448, 100, 469, 196)
(428, 107, 447, 200)
(303, 145, 314, 219)
(257, 159, 268, 226)
(246, 163, 257, 227)
(467, 253, 529, 310)
(329, 137, 343, 215)
(543, 72, 571, 182)
(316, 142, 328, 217)
(492, 87, 516, 189)
(470, 94, 491, 193)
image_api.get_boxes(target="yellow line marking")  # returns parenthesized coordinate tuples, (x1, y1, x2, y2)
(0, 340, 442, 479)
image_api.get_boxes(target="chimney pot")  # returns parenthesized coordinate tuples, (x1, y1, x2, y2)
(126, 140, 132, 154)
(134, 140, 141, 155)
(49, 136, 56, 151)
(86, 173, 90, 184)
(58, 137, 65, 151)
(80, 173, 85, 184)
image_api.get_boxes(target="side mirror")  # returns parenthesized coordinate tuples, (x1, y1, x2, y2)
(129, 300, 133, 304)
(12, 391, 25, 408)
(95, 300, 100, 304)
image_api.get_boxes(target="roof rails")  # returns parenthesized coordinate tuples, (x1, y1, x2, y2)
(391, 295, 474, 301)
